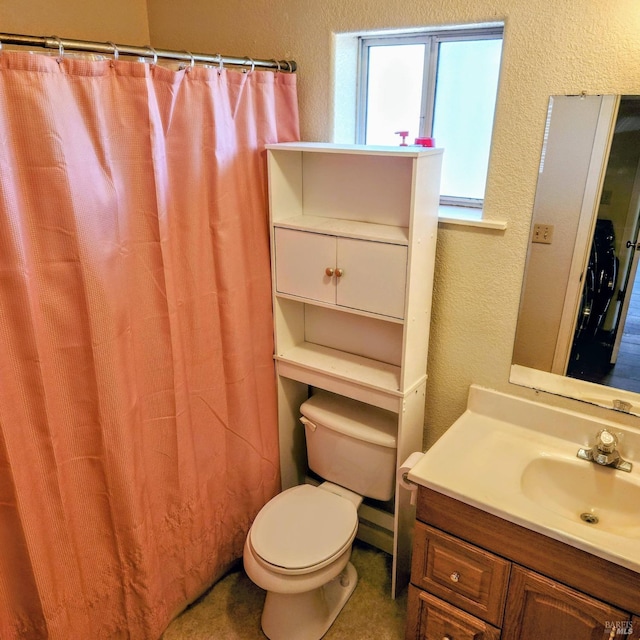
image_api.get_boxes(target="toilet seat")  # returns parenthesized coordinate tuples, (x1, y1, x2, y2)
(250, 485, 358, 574)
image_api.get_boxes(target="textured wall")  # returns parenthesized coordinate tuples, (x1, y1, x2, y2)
(9, 0, 640, 446)
(0, 0, 149, 44)
(146, 0, 640, 446)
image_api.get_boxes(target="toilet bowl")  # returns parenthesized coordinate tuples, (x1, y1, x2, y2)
(243, 483, 362, 640)
(243, 391, 398, 640)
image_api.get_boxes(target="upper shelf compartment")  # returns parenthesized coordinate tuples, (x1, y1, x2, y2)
(266, 142, 442, 232)
(273, 215, 409, 246)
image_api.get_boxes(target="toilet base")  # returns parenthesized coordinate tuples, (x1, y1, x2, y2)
(261, 562, 358, 640)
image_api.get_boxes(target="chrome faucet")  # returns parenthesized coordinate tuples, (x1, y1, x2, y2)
(577, 429, 633, 472)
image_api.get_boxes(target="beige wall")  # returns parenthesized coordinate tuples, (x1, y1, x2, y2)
(0, 0, 149, 44)
(6, 1, 640, 446)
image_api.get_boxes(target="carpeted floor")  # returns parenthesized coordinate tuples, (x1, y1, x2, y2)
(162, 541, 407, 639)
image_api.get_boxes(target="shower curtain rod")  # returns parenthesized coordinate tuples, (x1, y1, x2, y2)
(0, 32, 297, 73)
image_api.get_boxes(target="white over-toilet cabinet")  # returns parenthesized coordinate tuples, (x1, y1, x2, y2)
(266, 142, 443, 597)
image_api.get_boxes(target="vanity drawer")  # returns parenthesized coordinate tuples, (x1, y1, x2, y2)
(410, 522, 510, 627)
(406, 586, 501, 640)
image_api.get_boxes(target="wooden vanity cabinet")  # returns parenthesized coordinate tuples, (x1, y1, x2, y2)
(406, 487, 640, 640)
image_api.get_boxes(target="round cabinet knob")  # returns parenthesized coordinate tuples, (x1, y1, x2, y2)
(335, 268, 344, 278)
(443, 636, 453, 640)
(325, 267, 334, 277)
(450, 572, 460, 583)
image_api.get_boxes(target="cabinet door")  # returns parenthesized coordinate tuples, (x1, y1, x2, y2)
(336, 238, 407, 318)
(274, 228, 335, 304)
(406, 586, 501, 640)
(503, 566, 630, 640)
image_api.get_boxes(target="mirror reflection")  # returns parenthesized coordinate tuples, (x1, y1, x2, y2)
(512, 95, 640, 413)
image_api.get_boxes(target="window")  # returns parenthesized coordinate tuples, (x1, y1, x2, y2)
(358, 27, 503, 208)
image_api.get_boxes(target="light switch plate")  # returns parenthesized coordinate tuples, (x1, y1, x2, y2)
(532, 223, 554, 244)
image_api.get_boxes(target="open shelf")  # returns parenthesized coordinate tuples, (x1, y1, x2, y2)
(275, 342, 404, 412)
(274, 292, 406, 324)
(273, 215, 409, 245)
(266, 141, 438, 158)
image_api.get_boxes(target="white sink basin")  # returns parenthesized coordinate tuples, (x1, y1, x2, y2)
(520, 456, 640, 536)
(408, 385, 640, 573)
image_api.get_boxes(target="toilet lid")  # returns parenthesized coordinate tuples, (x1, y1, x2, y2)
(250, 485, 358, 570)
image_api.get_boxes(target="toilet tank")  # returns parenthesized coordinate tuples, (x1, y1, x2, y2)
(300, 392, 397, 502)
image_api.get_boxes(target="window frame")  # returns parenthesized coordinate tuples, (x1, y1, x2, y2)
(357, 26, 504, 209)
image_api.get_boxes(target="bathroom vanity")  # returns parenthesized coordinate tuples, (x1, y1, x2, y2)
(406, 386, 640, 640)
(407, 488, 640, 639)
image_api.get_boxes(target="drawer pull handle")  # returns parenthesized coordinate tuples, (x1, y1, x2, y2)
(450, 571, 460, 583)
(335, 268, 344, 278)
(325, 267, 334, 277)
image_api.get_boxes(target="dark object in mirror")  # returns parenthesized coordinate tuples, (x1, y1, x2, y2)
(568, 219, 618, 377)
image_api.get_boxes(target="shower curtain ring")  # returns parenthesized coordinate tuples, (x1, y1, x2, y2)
(243, 57, 255, 74)
(51, 35, 64, 63)
(181, 50, 195, 71)
(108, 42, 119, 62)
(215, 53, 224, 75)
(145, 46, 158, 66)
(270, 59, 281, 73)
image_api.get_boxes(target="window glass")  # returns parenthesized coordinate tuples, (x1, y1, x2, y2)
(432, 38, 502, 201)
(365, 44, 425, 146)
(359, 28, 503, 207)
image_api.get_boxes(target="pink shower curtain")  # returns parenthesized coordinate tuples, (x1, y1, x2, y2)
(0, 51, 299, 639)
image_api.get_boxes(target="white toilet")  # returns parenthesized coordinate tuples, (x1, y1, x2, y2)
(243, 391, 397, 640)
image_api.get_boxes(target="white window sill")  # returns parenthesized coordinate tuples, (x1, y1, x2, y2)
(438, 204, 507, 230)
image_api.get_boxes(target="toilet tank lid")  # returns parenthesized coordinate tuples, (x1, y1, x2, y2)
(300, 392, 397, 449)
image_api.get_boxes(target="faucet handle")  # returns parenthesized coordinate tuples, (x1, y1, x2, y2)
(596, 429, 618, 454)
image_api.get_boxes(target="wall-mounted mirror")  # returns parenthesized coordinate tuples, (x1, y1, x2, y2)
(511, 94, 640, 415)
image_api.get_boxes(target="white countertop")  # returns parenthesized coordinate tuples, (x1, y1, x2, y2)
(408, 385, 640, 573)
